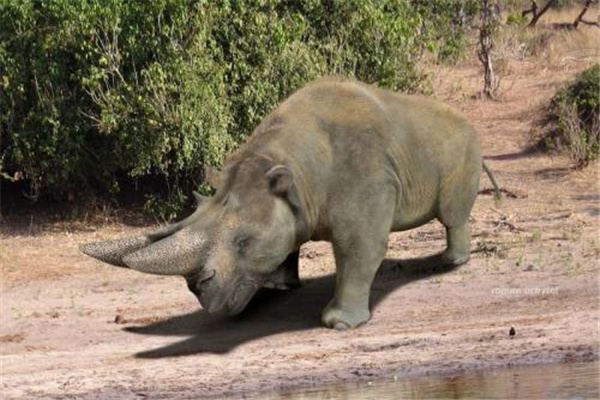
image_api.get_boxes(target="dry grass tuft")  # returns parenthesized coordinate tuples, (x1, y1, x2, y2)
(496, 6, 599, 67)
(553, 101, 599, 167)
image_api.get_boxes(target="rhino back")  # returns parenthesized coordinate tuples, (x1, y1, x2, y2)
(374, 90, 482, 229)
(232, 78, 481, 236)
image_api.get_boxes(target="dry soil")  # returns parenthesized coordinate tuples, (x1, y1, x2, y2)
(1, 20, 599, 400)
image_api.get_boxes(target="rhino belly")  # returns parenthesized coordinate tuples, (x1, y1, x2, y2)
(391, 187, 438, 232)
(391, 209, 437, 232)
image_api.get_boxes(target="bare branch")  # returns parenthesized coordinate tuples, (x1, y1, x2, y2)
(528, 0, 557, 27)
(522, 0, 538, 17)
(574, 0, 600, 29)
(578, 19, 600, 27)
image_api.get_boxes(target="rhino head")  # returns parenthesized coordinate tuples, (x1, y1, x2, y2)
(81, 157, 301, 316)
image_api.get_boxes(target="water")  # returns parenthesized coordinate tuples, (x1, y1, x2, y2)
(248, 361, 599, 399)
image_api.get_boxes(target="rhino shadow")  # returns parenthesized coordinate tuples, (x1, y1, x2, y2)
(126, 253, 460, 358)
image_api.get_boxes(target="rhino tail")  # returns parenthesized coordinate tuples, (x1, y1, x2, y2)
(482, 161, 500, 201)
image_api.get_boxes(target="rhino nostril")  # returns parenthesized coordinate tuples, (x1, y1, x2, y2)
(187, 268, 215, 283)
(198, 269, 215, 284)
(186, 269, 216, 296)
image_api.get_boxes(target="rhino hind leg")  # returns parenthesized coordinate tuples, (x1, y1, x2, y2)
(437, 154, 480, 266)
(441, 223, 471, 266)
(264, 251, 300, 290)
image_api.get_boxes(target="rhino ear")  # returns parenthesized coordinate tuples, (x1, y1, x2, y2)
(266, 165, 293, 195)
(204, 166, 222, 190)
(266, 165, 300, 210)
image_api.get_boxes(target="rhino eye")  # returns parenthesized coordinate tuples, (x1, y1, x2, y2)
(234, 236, 252, 253)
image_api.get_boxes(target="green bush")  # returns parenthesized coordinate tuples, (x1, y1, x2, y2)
(1, 0, 473, 219)
(1, 0, 234, 218)
(506, 12, 527, 26)
(411, 0, 479, 65)
(544, 64, 599, 168)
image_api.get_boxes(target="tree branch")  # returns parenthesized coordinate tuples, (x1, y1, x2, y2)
(522, 0, 538, 17)
(579, 19, 600, 27)
(574, 0, 599, 29)
(528, 0, 557, 26)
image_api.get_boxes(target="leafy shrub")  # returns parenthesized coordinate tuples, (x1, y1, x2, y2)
(411, 0, 479, 65)
(544, 64, 599, 167)
(0, 0, 473, 219)
(506, 12, 528, 26)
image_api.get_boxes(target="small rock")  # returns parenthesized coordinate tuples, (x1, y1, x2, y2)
(523, 264, 537, 272)
(334, 322, 349, 331)
(114, 315, 126, 324)
(509, 326, 516, 338)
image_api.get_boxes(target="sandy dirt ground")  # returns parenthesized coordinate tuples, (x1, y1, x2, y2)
(1, 19, 599, 400)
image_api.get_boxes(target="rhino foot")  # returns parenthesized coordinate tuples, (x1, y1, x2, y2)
(440, 249, 470, 266)
(264, 252, 301, 290)
(263, 281, 298, 290)
(321, 302, 371, 330)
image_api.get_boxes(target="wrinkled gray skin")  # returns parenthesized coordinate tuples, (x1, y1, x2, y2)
(82, 78, 490, 330)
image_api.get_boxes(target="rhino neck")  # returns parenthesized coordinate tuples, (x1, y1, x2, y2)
(225, 111, 332, 244)
(221, 150, 317, 247)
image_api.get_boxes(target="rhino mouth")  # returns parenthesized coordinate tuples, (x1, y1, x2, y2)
(199, 276, 260, 316)
(226, 280, 261, 315)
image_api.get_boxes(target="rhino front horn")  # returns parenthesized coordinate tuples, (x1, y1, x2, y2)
(80, 236, 151, 267)
(122, 228, 207, 276)
(81, 202, 206, 270)
(79, 221, 184, 268)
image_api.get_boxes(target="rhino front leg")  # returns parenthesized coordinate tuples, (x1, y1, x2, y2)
(264, 251, 300, 290)
(322, 232, 389, 330)
(322, 197, 394, 330)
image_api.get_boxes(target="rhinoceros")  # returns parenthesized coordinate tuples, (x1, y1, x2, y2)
(81, 77, 498, 330)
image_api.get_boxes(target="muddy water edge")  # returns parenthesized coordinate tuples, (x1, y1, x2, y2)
(241, 361, 599, 399)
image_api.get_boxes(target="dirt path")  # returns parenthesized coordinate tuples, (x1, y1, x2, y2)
(1, 31, 599, 399)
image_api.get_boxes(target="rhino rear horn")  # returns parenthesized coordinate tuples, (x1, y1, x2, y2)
(204, 166, 222, 189)
(193, 191, 209, 206)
